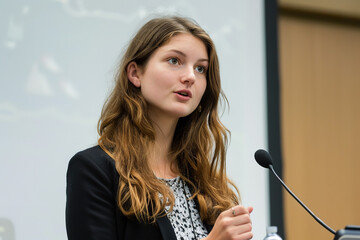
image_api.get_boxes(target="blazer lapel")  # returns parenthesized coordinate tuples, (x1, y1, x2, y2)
(156, 215, 177, 240)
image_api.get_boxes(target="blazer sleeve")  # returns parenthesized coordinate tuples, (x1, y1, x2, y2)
(66, 148, 119, 240)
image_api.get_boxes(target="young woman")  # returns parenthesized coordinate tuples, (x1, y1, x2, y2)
(66, 16, 253, 240)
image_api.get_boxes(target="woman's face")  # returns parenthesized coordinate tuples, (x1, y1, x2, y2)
(131, 33, 208, 121)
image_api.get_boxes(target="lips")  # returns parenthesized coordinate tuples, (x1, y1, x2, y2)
(175, 89, 192, 98)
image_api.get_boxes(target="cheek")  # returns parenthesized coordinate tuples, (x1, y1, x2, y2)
(140, 71, 172, 99)
(147, 68, 173, 87)
(198, 80, 207, 100)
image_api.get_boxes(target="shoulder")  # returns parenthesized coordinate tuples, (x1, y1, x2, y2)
(71, 145, 113, 163)
(69, 145, 115, 170)
(67, 145, 118, 186)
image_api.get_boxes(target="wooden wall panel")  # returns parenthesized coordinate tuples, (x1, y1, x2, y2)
(279, 0, 360, 19)
(279, 14, 360, 240)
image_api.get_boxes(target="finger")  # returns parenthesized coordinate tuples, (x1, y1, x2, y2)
(232, 212, 252, 226)
(231, 205, 249, 216)
(247, 206, 254, 214)
(229, 222, 253, 239)
(237, 231, 254, 240)
(230, 207, 237, 217)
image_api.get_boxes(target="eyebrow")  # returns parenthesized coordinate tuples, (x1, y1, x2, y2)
(167, 49, 209, 62)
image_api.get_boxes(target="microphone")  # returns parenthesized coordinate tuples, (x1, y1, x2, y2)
(254, 149, 336, 235)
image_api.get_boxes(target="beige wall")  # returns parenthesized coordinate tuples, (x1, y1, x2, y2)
(278, 1, 360, 239)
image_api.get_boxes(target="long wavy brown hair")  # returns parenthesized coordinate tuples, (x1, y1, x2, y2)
(98, 16, 240, 224)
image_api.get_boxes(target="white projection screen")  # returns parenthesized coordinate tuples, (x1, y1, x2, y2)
(0, 1, 269, 239)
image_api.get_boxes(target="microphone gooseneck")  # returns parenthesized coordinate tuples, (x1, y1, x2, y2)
(254, 149, 336, 235)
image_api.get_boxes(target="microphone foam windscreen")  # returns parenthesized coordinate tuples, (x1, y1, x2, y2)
(254, 149, 273, 168)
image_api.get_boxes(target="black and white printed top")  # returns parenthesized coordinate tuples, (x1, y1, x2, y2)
(162, 176, 208, 240)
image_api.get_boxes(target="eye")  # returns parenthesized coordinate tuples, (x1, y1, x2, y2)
(168, 57, 179, 65)
(195, 65, 206, 74)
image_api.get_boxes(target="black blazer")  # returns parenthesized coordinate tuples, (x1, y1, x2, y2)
(66, 146, 212, 240)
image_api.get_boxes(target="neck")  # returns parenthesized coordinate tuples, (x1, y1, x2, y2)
(148, 113, 179, 179)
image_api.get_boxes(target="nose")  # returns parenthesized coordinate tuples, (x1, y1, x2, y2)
(180, 66, 196, 85)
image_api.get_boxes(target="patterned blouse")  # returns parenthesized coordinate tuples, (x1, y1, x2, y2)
(162, 176, 208, 240)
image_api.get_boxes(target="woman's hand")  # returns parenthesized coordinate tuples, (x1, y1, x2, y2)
(203, 205, 253, 240)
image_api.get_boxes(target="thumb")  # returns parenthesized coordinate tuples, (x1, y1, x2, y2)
(247, 206, 254, 214)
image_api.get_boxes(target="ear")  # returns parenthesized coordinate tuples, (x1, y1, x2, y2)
(126, 61, 142, 88)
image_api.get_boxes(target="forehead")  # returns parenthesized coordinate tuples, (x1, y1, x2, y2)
(156, 33, 208, 58)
